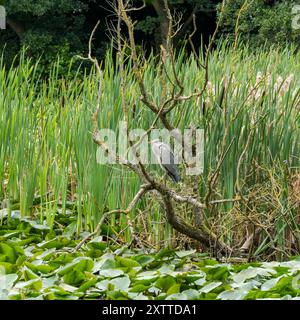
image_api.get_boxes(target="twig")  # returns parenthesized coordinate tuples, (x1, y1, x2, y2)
(72, 184, 152, 251)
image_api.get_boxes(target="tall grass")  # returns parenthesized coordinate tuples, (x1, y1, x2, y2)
(1, 45, 300, 259)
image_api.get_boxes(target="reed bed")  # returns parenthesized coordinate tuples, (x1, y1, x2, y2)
(1, 45, 300, 260)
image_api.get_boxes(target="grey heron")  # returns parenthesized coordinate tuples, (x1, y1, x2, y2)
(150, 139, 181, 183)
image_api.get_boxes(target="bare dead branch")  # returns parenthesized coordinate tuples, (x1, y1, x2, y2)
(78, 1, 249, 257)
(118, 0, 158, 113)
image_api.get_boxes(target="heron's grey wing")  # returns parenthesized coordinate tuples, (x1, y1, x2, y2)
(158, 143, 174, 165)
(158, 144, 180, 181)
(151, 143, 162, 165)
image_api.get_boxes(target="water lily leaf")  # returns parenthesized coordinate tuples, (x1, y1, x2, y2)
(136, 270, 158, 281)
(231, 279, 260, 289)
(232, 267, 276, 284)
(15, 278, 42, 291)
(197, 259, 218, 267)
(134, 255, 155, 266)
(77, 278, 98, 292)
(110, 275, 131, 291)
(99, 269, 124, 278)
(25, 261, 54, 274)
(106, 290, 128, 300)
(155, 248, 175, 259)
(194, 277, 206, 286)
(155, 276, 176, 292)
(166, 283, 181, 295)
(165, 293, 187, 300)
(2, 231, 22, 239)
(0, 273, 18, 291)
(158, 263, 175, 274)
(49, 253, 74, 268)
(181, 289, 200, 299)
(96, 279, 109, 291)
(59, 283, 78, 292)
(21, 218, 50, 231)
(62, 221, 77, 238)
(199, 281, 222, 293)
(117, 257, 140, 268)
(0, 262, 14, 273)
(266, 276, 293, 292)
(84, 291, 102, 299)
(46, 285, 77, 297)
(129, 284, 149, 293)
(217, 288, 248, 300)
(92, 254, 116, 272)
(35, 248, 57, 260)
(219, 282, 257, 300)
(38, 237, 71, 249)
(261, 276, 284, 291)
(148, 286, 160, 295)
(207, 266, 230, 281)
(87, 241, 107, 251)
(58, 257, 93, 276)
(113, 246, 130, 255)
(280, 260, 300, 273)
(42, 276, 57, 289)
(0, 243, 16, 263)
(175, 250, 196, 258)
(23, 266, 39, 280)
(185, 272, 206, 283)
(128, 292, 149, 300)
(63, 270, 86, 286)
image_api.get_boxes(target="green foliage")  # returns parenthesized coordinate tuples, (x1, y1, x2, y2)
(1, 212, 300, 299)
(136, 16, 159, 35)
(1, 0, 299, 73)
(5, 0, 87, 15)
(0, 0, 89, 75)
(137, 0, 217, 36)
(218, 0, 300, 47)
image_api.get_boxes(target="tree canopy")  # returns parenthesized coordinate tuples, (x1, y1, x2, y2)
(0, 0, 298, 73)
